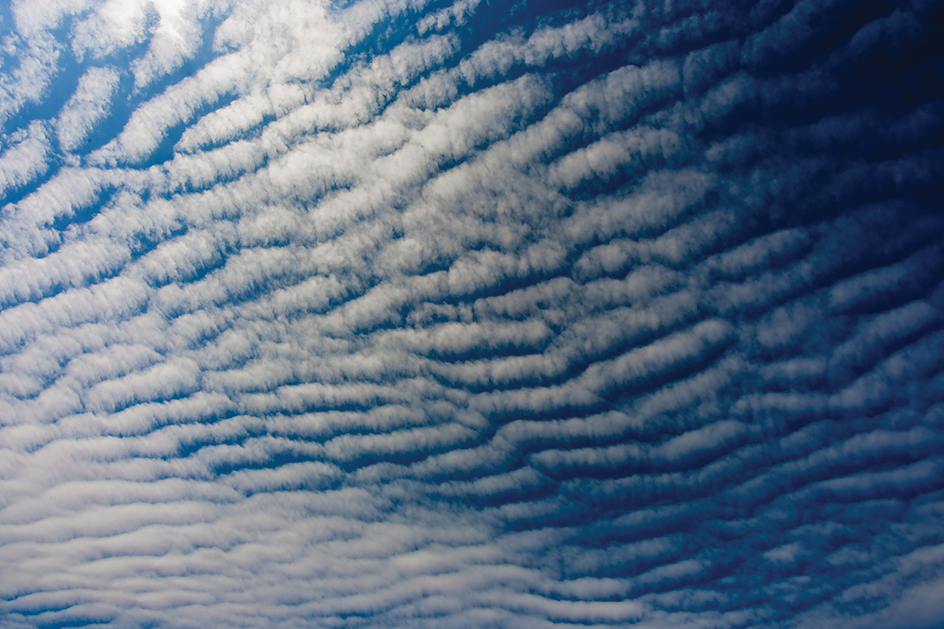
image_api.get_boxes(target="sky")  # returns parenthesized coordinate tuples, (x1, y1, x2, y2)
(0, 0, 942, 627)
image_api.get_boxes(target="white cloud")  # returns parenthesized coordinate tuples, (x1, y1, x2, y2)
(0, 0, 942, 626)
(0, 121, 52, 197)
(57, 66, 122, 153)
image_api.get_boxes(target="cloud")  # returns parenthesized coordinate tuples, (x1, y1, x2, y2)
(0, 0, 942, 626)
(56, 66, 121, 153)
(0, 121, 52, 199)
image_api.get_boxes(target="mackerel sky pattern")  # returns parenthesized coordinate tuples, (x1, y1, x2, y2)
(1, 0, 943, 627)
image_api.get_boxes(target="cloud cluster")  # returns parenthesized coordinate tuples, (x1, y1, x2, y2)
(0, 0, 943, 627)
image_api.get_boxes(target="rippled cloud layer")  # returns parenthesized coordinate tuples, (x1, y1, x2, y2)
(1, 0, 943, 627)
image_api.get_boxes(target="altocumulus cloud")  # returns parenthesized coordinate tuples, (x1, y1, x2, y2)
(0, 0, 943, 627)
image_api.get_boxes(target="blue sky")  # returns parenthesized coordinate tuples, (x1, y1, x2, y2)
(0, 0, 943, 627)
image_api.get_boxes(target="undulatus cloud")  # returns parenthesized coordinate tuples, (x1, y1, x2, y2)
(0, 0, 943, 627)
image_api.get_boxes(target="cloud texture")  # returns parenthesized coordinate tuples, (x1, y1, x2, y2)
(1, 0, 943, 626)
